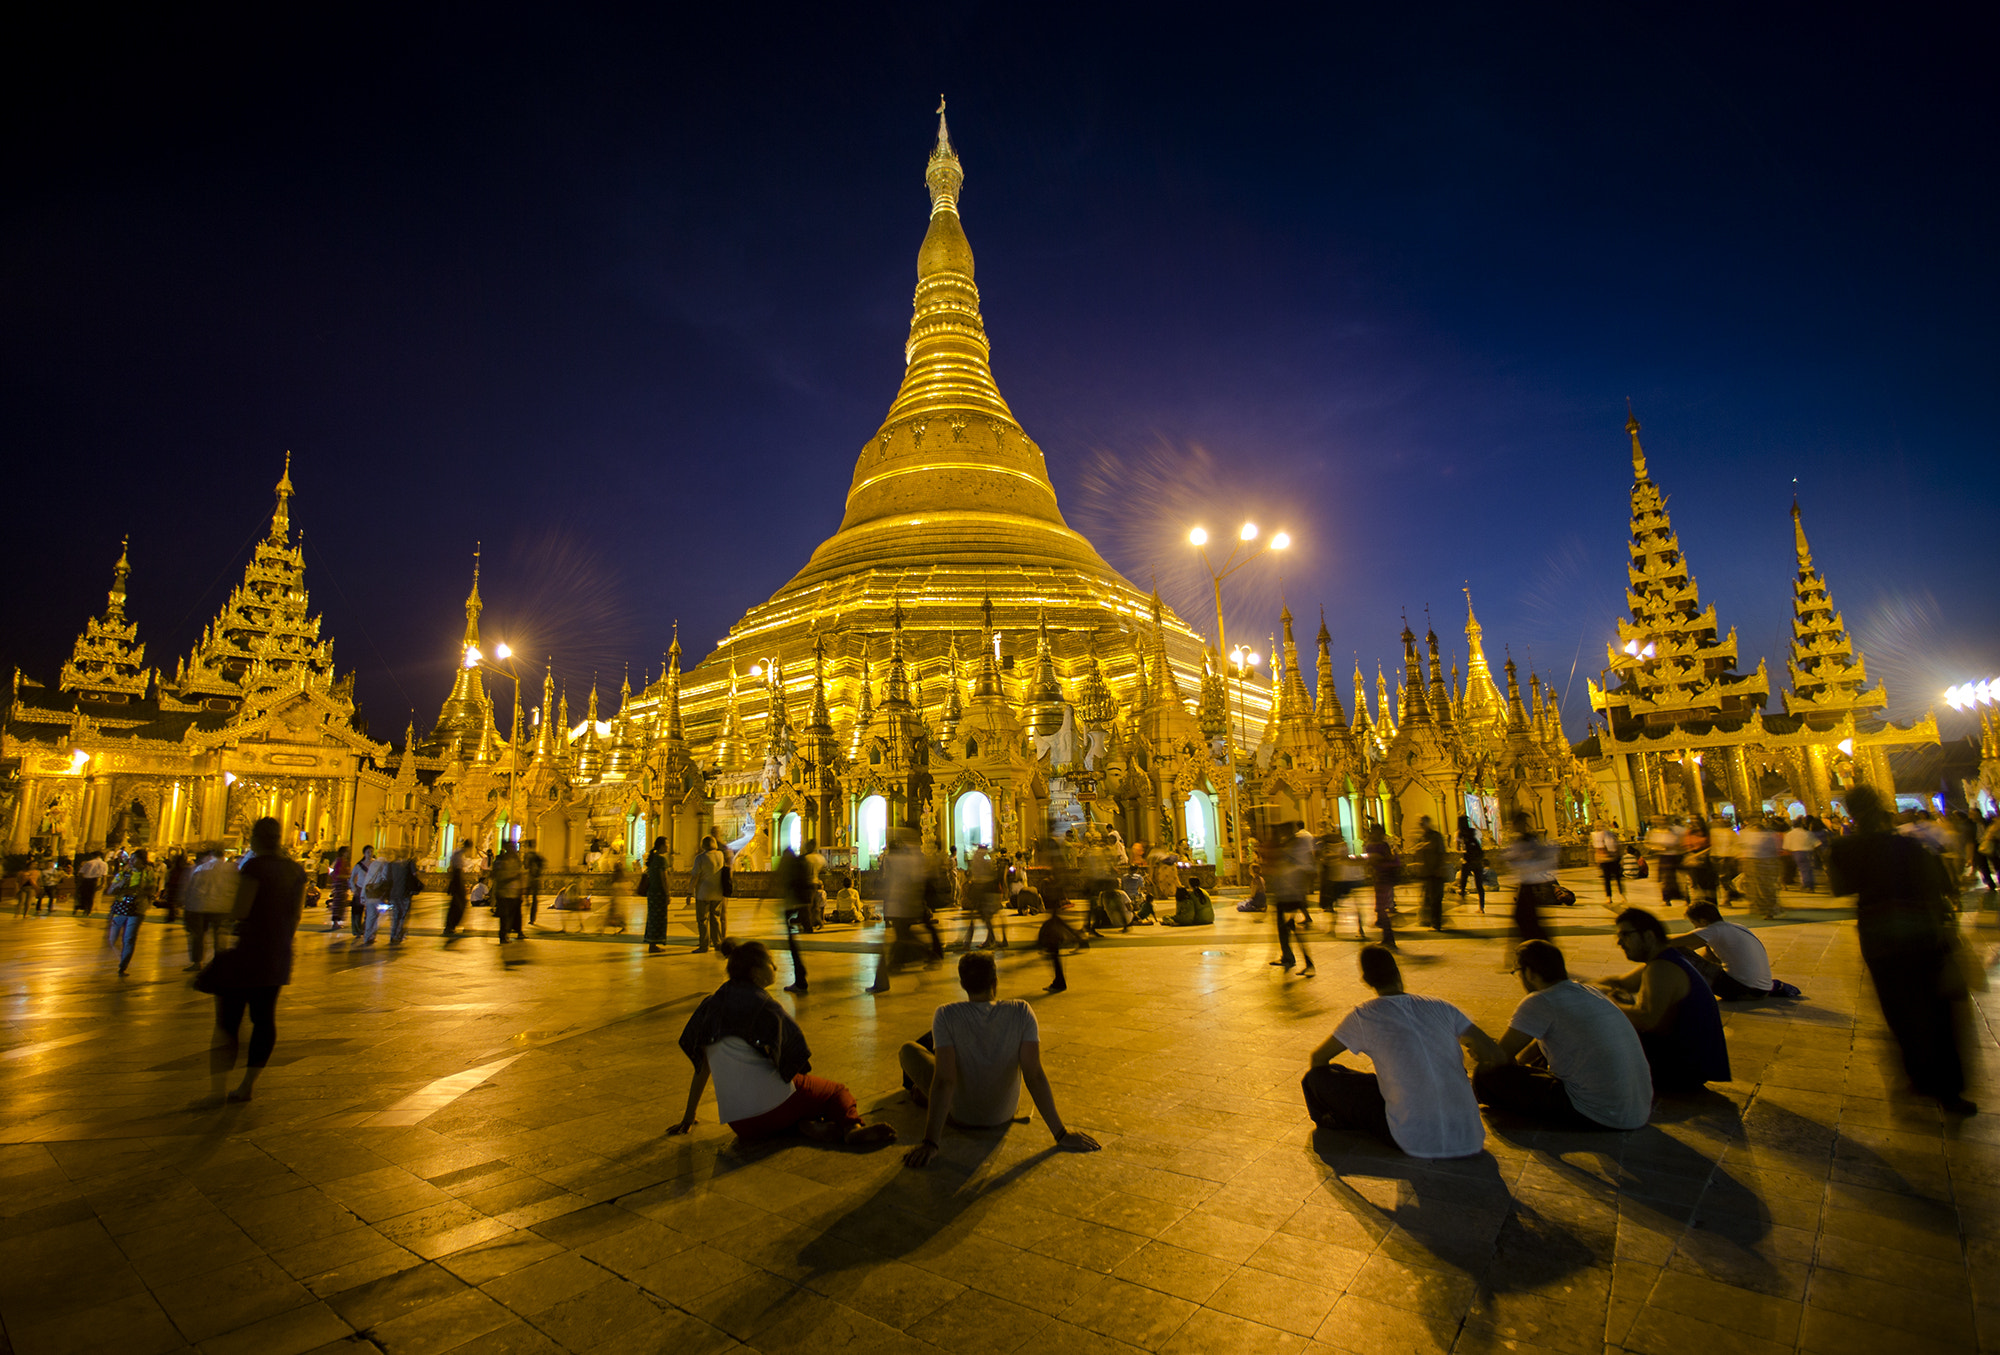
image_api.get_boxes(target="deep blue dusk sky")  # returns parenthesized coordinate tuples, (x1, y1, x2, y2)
(4, 5, 1994, 744)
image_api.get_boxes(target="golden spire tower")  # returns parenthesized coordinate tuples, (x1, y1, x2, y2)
(59, 538, 152, 700)
(1590, 411, 1766, 729)
(1782, 500, 1886, 718)
(422, 550, 498, 755)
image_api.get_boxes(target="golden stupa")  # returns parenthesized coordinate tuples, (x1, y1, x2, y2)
(662, 107, 1210, 755)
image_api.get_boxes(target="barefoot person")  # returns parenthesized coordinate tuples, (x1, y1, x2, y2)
(197, 817, 305, 1105)
(668, 939, 895, 1146)
(1667, 902, 1803, 1000)
(901, 952, 1100, 1167)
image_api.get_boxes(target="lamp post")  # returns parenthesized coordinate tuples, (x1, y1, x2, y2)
(465, 642, 524, 850)
(1188, 521, 1290, 881)
(1226, 644, 1262, 870)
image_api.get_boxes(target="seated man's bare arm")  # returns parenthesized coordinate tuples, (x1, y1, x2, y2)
(1625, 958, 1690, 1031)
(1459, 1023, 1506, 1071)
(1309, 1033, 1348, 1067)
(1498, 1026, 1536, 1064)
(1018, 1041, 1100, 1153)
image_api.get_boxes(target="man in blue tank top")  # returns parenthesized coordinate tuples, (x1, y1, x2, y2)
(1598, 907, 1730, 1093)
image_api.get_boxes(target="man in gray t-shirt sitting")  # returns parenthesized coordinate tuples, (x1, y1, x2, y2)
(1473, 939, 1653, 1130)
(901, 952, 1101, 1167)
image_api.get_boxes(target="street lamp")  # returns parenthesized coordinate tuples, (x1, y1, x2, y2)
(1188, 520, 1291, 880)
(466, 641, 525, 849)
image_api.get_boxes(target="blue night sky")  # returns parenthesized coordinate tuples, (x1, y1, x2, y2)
(3, 5, 1993, 744)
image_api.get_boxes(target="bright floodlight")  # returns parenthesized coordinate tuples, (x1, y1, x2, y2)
(1189, 526, 1208, 546)
(1247, 650, 1261, 667)
(749, 664, 764, 678)
(1837, 738, 1854, 755)
(495, 642, 513, 660)
(1239, 523, 1259, 541)
(70, 748, 89, 770)
(1271, 531, 1291, 550)
(464, 646, 482, 668)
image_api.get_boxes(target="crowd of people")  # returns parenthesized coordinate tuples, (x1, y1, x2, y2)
(6, 785, 1986, 1136)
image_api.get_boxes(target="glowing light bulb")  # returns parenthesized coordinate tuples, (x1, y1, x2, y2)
(1188, 526, 1208, 546)
(1837, 738, 1854, 756)
(749, 664, 763, 678)
(1239, 523, 1259, 542)
(1247, 650, 1261, 667)
(1271, 531, 1291, 550)
(495, 643, 512, 660)
(464, 646, 482, 668)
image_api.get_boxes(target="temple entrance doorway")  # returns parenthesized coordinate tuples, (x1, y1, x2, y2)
(856, 795, 888, 870)
(952, 792, 993, 861)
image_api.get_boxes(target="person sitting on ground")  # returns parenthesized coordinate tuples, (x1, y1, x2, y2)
(668, 938, 896, 1146)
(1474, 940, 1653, 1130)
(1120, 865, 1156, 923)
(901, 952, 1101, 1167)
(1667, 902, 1803, 1000)
(1597, 907, 1731, 1093)
(1159, 878, 1215, 926)
(1303, 944, 1504, 1158)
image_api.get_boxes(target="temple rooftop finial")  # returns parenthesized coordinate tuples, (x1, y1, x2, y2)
(270, 450, 295, 542)
(926, 93, 963, 216)
(1625, 401, 1647, 479)
(1792, 497, 1812, 566)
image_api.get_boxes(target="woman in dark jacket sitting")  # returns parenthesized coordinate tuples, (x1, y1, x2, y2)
(667, 939, 896, 1145)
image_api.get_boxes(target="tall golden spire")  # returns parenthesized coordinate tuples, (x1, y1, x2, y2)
(1791, 498, 1812, 567)
(664, 623, 685, 743)
(463, 544, 483, 652)
(271, 451, 295, 543)
(1625, 405, 1647, 480)
(816, 105, 1076, 566)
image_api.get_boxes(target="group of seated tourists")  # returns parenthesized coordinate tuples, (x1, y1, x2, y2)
(1304, 906, 1769, 1157)
(670, 939, 1100, 1162)
(664, 902, 1788, 1165)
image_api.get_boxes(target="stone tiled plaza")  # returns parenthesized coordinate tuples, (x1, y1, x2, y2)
(2, 875, 1994, 1355)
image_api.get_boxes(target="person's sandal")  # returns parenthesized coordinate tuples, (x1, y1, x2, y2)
(844, 1122, 897, 1147)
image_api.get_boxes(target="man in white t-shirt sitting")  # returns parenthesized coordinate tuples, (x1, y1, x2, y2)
(1303, 945, 1503, 1159)
(1474, 940, 1653, 1129)
(901, 952, 1101, 1167)
(1669, 902, 1803, 1000)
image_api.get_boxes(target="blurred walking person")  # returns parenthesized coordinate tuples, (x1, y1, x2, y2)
(1270, 824, 1316, 975)
(1456, 816, 1488, 913)
(1829, 786, 1975, 1115)
(443, 845, 470, 937)
(1364, 824, 1399, 949)
(774, 843, 811, 990)
(73, 851, 106, 916)
(1591, 821, 1625, 902)
(491, 842, 527, 943)
(1504, 813, 1558, 963)
(869, 828, 927, 994)
(1738, 816, 1783, 917)
(181, 843, 241, 970)
(692, 835, 727, 953)
(104, 849, 158, 977)
(346, 845, 377, 936)
(1415, 815, 1448, 931)
(195, 817, 303, 1106)
(323, 846, 352, 933)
